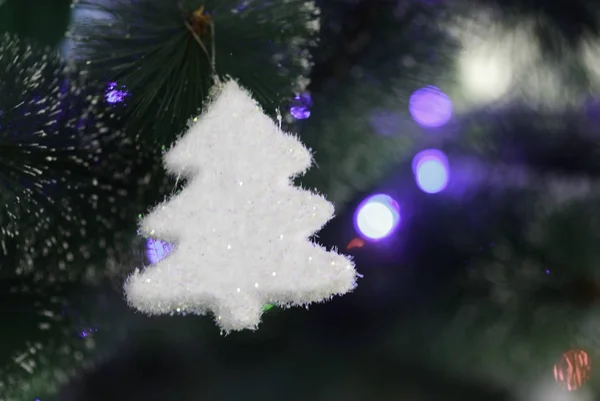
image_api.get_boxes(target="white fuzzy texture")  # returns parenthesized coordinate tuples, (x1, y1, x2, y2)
(124, 80, 357, 333)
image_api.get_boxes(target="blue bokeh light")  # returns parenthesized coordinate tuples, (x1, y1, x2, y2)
(354, 194, 400, 240)
(412, 149, 450, 194)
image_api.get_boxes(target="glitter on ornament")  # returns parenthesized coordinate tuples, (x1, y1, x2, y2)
(408, 86, 453, 128)
(412, 149, 450, 194)
(354, 194, 400, 241)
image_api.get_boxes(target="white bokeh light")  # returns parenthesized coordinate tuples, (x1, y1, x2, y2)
(354, 194, 400, 241)
(446, 10, 549, 109)
(458, 44, 514, 103)
(356, 203, 394, 239)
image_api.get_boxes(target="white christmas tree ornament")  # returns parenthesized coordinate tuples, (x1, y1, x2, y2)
(124, 80, 358, 332)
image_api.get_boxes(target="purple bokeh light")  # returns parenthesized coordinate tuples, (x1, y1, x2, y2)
(146, 238, 175, 264)
(105, 82, 129, 104)
(290, 93, 312, 119)
(354, 194, 400, 241)
(412, 149, 450, 194)
(409, 86, 452, 128)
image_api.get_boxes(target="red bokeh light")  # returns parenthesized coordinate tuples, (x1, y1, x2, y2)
(554, 349, 591, 391)
(346, 237, 365, 250)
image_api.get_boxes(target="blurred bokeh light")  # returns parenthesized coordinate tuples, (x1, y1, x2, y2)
(409, 86, 453, 128)
(290, 93, 312, 119)
(457, 43, 514, 104)
(354, 194, 400, 241)
(553, 349, 591, 392)
(412, 149, 450, 194)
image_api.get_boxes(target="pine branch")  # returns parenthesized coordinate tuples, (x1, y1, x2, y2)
(0, 34, 157, 281)
(0, 278, 100, 401)
(69, 0, 320, 149)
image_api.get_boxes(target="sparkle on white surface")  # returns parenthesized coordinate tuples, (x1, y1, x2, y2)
(124, 80, 357, 332)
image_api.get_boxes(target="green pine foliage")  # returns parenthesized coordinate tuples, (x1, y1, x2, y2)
(0, 34, 153, 281)
(0, 278, 98, 401)
(69, 0, 320, 149)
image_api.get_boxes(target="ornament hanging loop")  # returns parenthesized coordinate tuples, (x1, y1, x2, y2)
(184, 5, 217, 79)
